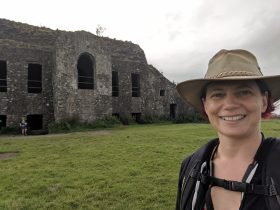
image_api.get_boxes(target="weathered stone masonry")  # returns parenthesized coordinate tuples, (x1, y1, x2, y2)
(0, 19, 193, 130)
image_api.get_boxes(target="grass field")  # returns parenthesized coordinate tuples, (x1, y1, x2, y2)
(0, 120, 279, 210)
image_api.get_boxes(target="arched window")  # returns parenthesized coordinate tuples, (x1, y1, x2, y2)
(77, 53, 94, 89)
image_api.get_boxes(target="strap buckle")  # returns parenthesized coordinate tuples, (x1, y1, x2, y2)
(226, 181, 247, 192)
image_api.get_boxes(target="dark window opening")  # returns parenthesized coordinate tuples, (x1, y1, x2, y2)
(131, 73, 140, 97)
(170, 104, 177, 118)
(131, 113, 141, 123)
(28, 64, 42, 93)
(160, 89, 165, 96)
(27, 114, 43, 130)
(78, 53, 94, 89)
(112, 71, 119, 97)
(0, 115, 7, 129)
(112, 113, 120, 119)
(0, 60, 7, 92)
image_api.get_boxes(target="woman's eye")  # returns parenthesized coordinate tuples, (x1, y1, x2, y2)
(238, 90, 252, 96)
(210, 93, 224, 98)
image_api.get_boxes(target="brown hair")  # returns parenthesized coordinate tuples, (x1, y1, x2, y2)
(255, 80, 275, 118)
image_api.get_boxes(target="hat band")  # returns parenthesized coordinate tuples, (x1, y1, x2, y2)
(206, 71, 262, 79)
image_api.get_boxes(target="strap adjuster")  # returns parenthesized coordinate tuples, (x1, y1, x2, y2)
(189, 169, 280, 196)
(205, 176, 249, 192)
(227, 181, 247, 192)
(269, 184, 278, 196)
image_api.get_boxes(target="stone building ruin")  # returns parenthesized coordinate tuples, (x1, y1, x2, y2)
(0, 18, 193, 131)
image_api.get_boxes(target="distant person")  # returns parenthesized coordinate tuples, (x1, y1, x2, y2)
(20, 117, 28, 135)
(175, 49, 280, 210)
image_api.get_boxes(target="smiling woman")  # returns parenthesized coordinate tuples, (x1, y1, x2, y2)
(202, 80, 268, 141)
(175, 49, 280, 210)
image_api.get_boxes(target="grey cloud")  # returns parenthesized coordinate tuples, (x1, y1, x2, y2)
(157, 0, 280, 83)
(241, 11, 280, 75)
(151, 50, 211, 82)
(164, 12, 185, 41)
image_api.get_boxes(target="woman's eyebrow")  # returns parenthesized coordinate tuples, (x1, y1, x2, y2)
(236, 84, 254, 89)
(207, 87, 224, 92)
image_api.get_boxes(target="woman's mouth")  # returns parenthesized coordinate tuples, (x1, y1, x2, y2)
(220, 115, 246, 121)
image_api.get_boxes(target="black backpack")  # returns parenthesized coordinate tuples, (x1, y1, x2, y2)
(176, 137, 280, 210)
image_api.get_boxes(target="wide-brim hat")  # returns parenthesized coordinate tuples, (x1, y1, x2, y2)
(176, 49, 280, 112)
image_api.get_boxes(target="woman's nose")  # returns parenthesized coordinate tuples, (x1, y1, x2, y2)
(223, 93, 239, 109)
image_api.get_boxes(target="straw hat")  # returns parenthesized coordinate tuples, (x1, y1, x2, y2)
(176, 49, 280, 112)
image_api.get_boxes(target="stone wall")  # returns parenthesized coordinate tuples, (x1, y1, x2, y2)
(53, 31, 113, 122)
(0, 18, 56, 47)
(145, 65, 195, 117)
(0, 18, 193, 130)
(0, 42, 54, 128)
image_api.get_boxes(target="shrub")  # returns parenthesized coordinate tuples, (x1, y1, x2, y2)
(119, 114, 135, 125)
(48, 117, 78, 133)
(139, 114, 170, 124)
(102, 115, 122, 125)
(48, 115, 121, 133)
(173, 112, 206, 124)
(87, 115, 121, 129)
(0, 126, 19, 134)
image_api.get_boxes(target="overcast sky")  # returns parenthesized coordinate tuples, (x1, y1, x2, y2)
(1, 0, 280, 84)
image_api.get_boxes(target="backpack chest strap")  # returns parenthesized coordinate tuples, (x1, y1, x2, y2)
(190, 169, 280, 196)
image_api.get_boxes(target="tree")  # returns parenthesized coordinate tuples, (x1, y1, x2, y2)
(96, 25, 106, 37)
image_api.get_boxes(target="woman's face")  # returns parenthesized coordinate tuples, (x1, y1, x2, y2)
(202, 80, 268, 139)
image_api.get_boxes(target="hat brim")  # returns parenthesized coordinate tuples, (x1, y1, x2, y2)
(176, 75, 280, 113)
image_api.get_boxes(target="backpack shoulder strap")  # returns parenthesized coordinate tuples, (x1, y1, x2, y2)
(261, 137, 280, 209)
(176, 138, 218, 210)
(176, 136, 280, 210)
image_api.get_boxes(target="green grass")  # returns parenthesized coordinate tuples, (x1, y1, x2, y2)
(0, 120, 279, 210)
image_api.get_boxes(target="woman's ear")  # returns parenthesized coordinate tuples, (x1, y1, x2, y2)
(201, 98, 209, 120)
(201, 98, 206, 109)
(201, 97, 205, 104)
